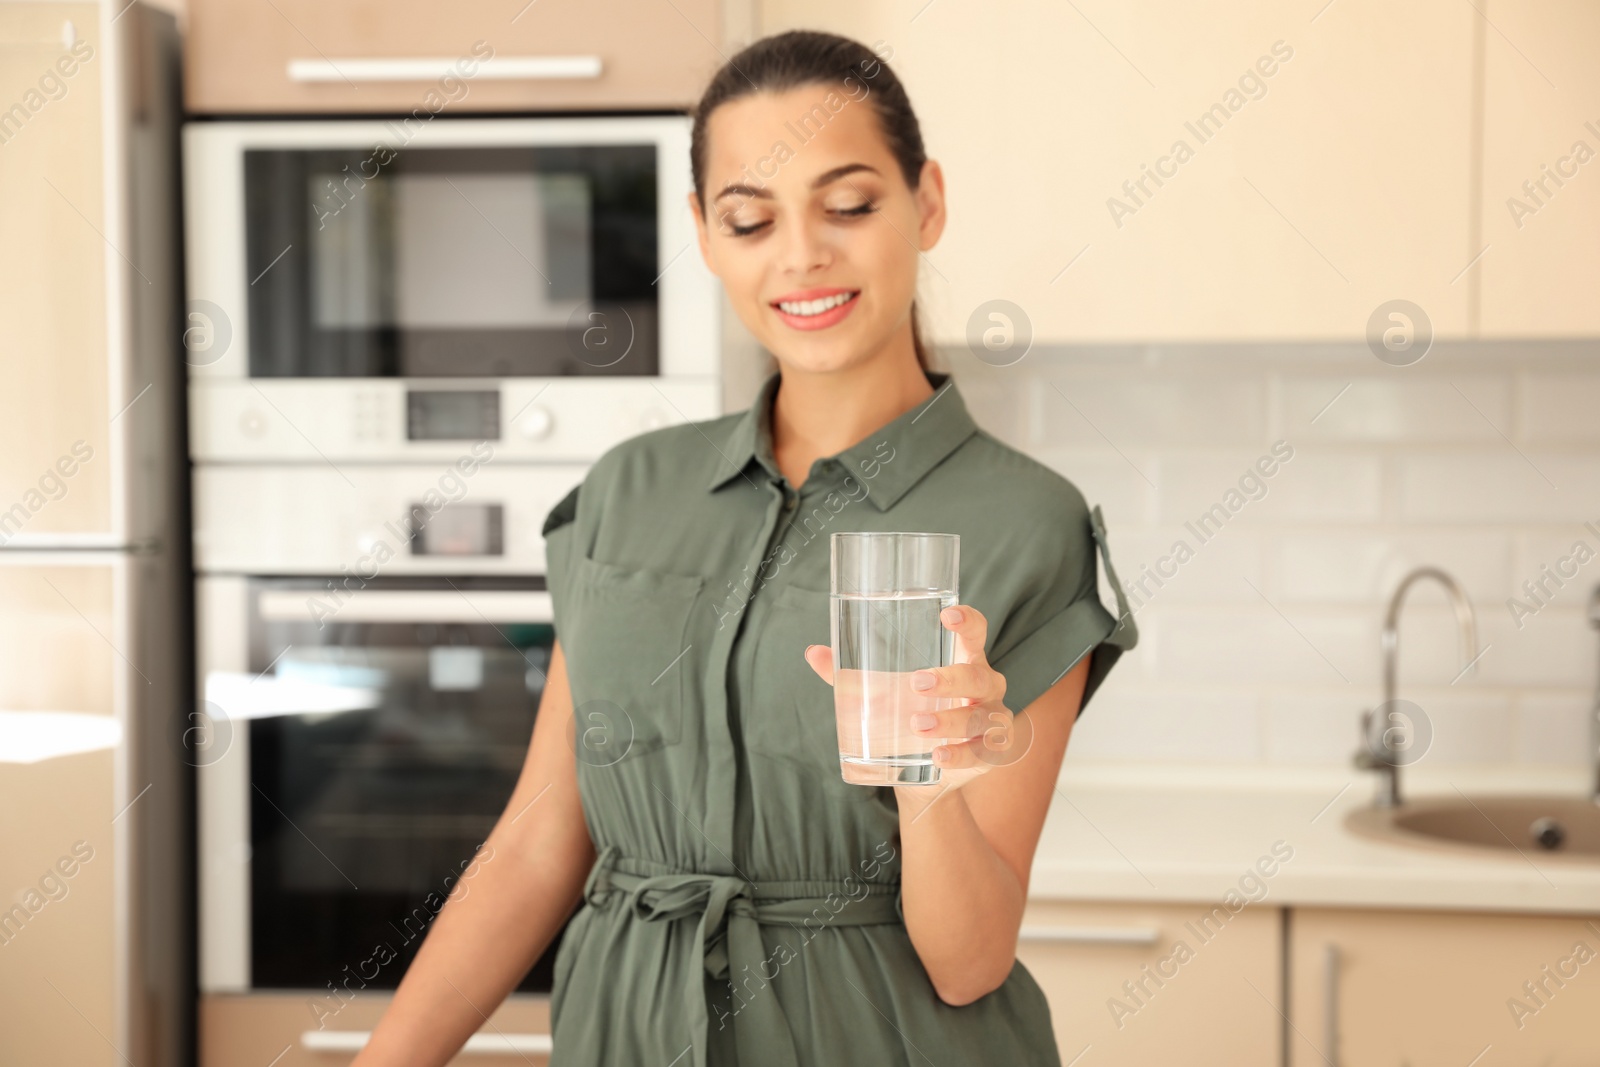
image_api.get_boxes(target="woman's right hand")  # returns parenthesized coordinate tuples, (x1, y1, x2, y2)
(351, 640, 594, 1067)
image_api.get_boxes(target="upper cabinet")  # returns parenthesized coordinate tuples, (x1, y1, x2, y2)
(763, 0, 1479, 343)
(1475, 0, 1600, 336)
(184, 0, 727, 114)
(0, 4, 114, 537)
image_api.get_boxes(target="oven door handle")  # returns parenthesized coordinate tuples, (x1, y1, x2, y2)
(301, 1030, 554, 1055)
(256, 589, 553, 625)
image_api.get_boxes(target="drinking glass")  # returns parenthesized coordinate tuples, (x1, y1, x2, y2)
(829, 531, 960, 786)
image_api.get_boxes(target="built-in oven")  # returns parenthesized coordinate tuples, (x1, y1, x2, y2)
(197, 574, 566, 997)
(183, 116, 720, 463)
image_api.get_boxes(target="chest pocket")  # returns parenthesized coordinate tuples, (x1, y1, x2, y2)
(746, 583, 874, 803)
(562, 553, 705, 758)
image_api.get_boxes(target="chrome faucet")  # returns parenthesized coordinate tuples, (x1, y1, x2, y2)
(1588, 585, 1600, 805)
(1355, 566, 1480, 807)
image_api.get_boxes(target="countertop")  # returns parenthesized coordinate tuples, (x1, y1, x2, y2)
(1026, 764, 1600, 914)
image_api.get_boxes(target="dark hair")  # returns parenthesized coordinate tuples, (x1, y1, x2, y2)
(690, 31, 934, 373)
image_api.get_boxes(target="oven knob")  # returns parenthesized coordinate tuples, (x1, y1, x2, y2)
(518, 406, 554, 440)
(239, 408, 267, 438)
(640, 408, 669, 430)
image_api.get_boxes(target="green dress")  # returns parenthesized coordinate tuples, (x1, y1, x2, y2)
(540, 370, 1137, 1066)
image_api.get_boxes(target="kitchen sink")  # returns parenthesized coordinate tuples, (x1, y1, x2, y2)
(1345, 795, 1600, 863)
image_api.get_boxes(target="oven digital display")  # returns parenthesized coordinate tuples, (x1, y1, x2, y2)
(406, 390, 500, 441)
(410, 502, 504, 556)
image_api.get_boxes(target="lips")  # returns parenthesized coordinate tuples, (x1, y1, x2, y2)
(769, 288, 861, 331)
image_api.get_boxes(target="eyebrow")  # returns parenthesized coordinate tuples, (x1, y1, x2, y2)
(713, 162, 882, 203)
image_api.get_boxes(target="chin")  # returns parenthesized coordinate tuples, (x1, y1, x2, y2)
(765, 337, 876, 377)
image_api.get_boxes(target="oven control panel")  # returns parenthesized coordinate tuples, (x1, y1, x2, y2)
(189, 378, 713, 462)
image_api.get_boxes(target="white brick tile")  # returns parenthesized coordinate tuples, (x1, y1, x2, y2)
(1035, 375, 1266, 447)
(1157, 448, 1381, 525)
(1151, 607, 1372, 688)
(1264, 693, 1364, 764)
(1515, 693, 1592, 766)
(1396, 453, 1600, 523)
(1275, 531, 1513, 605)
(1474, 607, 1594, 688)
(1519, 372, 1600, 444)
(1067, 686, 1262, 763)
(1033, 449, 1155, 526)
(976, 360, 1600, 772)
(1407, 693, 1517, 766)
(1509, 530, 1600, 610)
(1107, 527, 1265, 611)
(954, 375, 1030, 451)
(1282, 375, 1511, 443)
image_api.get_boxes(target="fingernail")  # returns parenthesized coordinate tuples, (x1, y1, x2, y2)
(912, 713, 936, 731)
(943, 607, 963, 624)
(911, 671, 935, 691)
(933, 746, 949, 763)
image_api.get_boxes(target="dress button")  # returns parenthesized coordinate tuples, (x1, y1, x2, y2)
(783, 495, 797, 510)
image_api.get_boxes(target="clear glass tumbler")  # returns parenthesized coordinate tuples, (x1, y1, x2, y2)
(829, 531, 961, 786)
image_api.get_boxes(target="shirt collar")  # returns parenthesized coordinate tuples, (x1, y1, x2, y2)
(706, 369, 978, 512)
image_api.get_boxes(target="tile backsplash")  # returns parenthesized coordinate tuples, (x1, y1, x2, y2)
(943, 341, 1600, 772)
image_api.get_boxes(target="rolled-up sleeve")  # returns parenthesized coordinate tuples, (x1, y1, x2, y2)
(987, 504, 1137, 718)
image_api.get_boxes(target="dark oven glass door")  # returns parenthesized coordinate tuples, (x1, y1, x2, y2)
(246, 577, 567, 993)
(244, 144, 659, 378)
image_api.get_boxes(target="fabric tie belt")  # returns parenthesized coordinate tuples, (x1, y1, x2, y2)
(581, 844, 904, 1067)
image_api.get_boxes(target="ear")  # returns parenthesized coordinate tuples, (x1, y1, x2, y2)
(914, 158, 947, 253)
(689, 191, 719, 277)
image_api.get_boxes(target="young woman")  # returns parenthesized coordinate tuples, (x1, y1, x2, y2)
(354, 30, 1136, 1067)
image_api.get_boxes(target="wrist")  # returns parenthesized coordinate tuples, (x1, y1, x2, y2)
(893, 781, 960, 823)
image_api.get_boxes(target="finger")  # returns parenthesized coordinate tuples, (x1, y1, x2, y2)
(940, 604, 990, 665)
(931, 736, 985, 771)
(909, 661, 1006, 704)
(910, 705, 1004, 743)
(803, 643, 835, 685)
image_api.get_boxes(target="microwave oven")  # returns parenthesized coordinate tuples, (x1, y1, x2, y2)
(182, 116, 720, 463)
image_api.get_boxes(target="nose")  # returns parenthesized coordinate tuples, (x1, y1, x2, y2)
(776, 212, 833, 278)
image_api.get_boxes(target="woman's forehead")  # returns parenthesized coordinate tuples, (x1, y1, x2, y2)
(705, 86, 893, 193)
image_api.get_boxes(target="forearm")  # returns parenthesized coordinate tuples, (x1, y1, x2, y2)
(894, 785, 1024, 1005)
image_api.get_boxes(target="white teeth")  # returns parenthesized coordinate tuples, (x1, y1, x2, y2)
(776, 291, 856, 316)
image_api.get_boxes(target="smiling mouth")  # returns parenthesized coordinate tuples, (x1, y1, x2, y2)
(772, 290, 860, 317)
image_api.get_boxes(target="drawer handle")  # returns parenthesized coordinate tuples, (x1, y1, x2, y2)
(301, 1030, 554, 1055)
(1017, 924, 1161, 945)
(287, 56, 602, 83)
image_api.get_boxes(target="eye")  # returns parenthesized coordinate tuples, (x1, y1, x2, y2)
(727, 219, 772, 237)
(833, 201, 877, 219)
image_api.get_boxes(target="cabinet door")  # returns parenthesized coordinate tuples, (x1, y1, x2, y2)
(763, 0, 1476, 342)
(1016, 900, 1282, 1066)
(0, 560, 120, 1067)
(1476, 0, 1600, 335)
(0, 3, 112, 538)
(1289, 907, 1600, 1066)
(200, 992, 552, 1067)
(184, 0, 724, 114)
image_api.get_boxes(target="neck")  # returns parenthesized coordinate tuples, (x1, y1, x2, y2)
(768, 325, 934, 488)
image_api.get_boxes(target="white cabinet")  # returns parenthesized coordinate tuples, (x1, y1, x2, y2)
(0, 560, 120, 1067)
(184, 0, 727, 114)
(1288, 907, 1600, 1065)
(1016, 900, 1282, 1065)
(762, 0, 1478, 342)
(0, 2, 113, 537)
(1474, 0, 1600, 336)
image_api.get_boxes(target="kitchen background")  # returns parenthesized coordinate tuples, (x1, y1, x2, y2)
(3, 0, 1600, 1065)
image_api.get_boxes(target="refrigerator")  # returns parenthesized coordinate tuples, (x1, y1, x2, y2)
(0, 4, 191, 1067)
